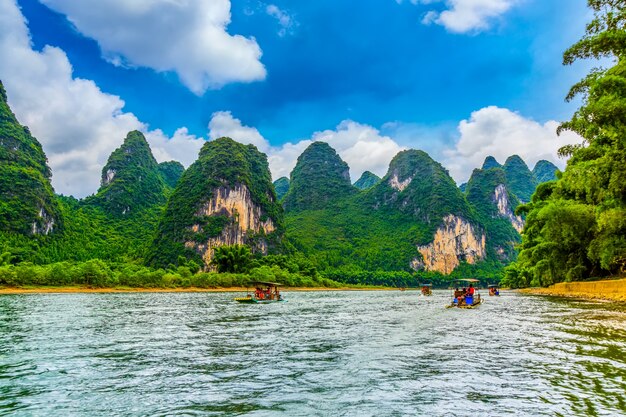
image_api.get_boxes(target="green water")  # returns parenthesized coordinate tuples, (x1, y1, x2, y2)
(0, 291, 624, 416)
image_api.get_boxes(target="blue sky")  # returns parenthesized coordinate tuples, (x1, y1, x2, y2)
(0, 0, 594, 196)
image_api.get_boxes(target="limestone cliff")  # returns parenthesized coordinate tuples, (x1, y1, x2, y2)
(413, 215, 486, 274)
(184, 185, 276, 266)
(493, 184, 524, 232)
(150, 137, 284, 269)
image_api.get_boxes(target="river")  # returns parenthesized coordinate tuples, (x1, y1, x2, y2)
(0, 290, 624, 416)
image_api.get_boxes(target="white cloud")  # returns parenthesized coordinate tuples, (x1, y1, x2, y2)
(266, 4, 295, 37)
(208, 111, 270, 152)
(39, 0, 266, 94)
(0, 0, 205, 197)
(405, 0, 518, 33)
(310, 121, 406, 181)
(207, 113, 405, 182)
(441, 106, 580, 182)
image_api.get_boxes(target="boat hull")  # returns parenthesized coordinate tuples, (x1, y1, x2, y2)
(235, 297, 285, 304)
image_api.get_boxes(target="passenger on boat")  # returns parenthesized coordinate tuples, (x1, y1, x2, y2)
(467, 284, 475, 296)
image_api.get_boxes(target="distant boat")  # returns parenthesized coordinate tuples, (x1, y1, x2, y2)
(488, 284, 500, 296)
(447, 279, 482, 308)
(420, 283, 433, 296)
(235, 281, 286, 304)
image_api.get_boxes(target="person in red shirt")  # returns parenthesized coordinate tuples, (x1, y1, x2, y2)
(467, 284, 475, 296)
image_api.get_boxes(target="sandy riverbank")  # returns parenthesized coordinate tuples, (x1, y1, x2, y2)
(0, 285, 398, 294)
(519, 278, 626, 303)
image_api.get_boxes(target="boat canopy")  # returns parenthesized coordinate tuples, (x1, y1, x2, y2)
(454, 278, 480, 283)
(249, 281, 282, 287)
(420, 284, 433, 287)
(488, 284, 499, 288)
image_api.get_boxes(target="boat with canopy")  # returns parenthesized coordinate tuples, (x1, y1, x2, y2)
(234, 281, 285, 304)
(420, 283, 433, 296)
(447, 279, 482, 308)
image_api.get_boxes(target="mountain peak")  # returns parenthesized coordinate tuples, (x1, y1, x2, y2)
(482, 156, 501, 170)
(91, 130, 165, 215)
(354, 171, 380, 190)
(273, 176, 290, 200)
(503, 155, 536, 202)
(283, 141, 354, 211)
(533, 160, 558, 183)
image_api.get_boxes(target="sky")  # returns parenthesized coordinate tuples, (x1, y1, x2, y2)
(0, 0, 597, 197)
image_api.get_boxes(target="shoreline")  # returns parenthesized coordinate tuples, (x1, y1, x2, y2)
(0, 285, 403, 294)
(519, 278, 626, 303)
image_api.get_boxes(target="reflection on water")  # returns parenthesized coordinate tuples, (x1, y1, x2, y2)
(0, 291, 624, 416)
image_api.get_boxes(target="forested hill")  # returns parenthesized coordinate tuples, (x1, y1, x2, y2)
(0, 80, 60, 236)
(0, 75, 565, 287)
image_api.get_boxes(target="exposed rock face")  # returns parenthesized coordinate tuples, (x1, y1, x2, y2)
(493, 184, 524, 233)
(184, 185, 276, 266)
(389, 173, 412, 191)
(149, 137, 284, 269)
(414, 215, 486, 274)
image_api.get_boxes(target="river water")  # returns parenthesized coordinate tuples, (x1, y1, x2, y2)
(0, 290, 624, 416)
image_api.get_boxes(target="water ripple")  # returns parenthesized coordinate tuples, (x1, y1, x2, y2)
(0, 291, 624, 416)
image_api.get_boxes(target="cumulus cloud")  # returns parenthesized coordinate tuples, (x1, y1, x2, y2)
(39, 0, 266, 94)
(0, 0, 205, 197)
(266, 4, 295, 37)
(207, 112, 405, 182)
(208, 111, 270, 152)
(403, 0, 518, 33)
(441, 106, 581, 182)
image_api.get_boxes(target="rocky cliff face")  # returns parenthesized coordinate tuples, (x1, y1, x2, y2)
(493, 184, 524, 232)
(150, 137, 284, 269)
(0, 80, 61, 235)
(184, 185, 276, 265)
(413, 215, 486, 274)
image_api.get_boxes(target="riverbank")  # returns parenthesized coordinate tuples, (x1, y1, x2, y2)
(0, 285, 396, 294)
(520, 278, 626, 302)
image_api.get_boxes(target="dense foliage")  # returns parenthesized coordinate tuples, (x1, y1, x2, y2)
(148, 137, 284, 267)
(503, 0, 626, 288)
(353, 171, 381, 190)
(0, 80, 60, 235)
(503, 155, 537, 202)
(158, 161, 185, 188)
(282, 142, 356, 212)
(532, 160, 559, 183)
(465, 167, 521, 260)
(85, 131, 167, 216)
(273, 177, 290, 200)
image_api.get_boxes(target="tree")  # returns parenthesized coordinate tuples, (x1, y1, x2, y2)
(512, 0, 626, 285)
(211, 245, 253, 273)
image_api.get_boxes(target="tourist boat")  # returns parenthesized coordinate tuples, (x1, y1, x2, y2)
(447, 279, 482, 308)
(488, 284, 500, 296)
(420, 283, 433, 296)
(234, 281, 285, 304)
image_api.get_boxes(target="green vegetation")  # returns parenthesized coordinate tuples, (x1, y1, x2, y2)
(503, 0, 626, 288)
(532, 160, 559, 183)
(158, 161, 185, 188)
(465, 167, 521, 260)
(85, 130, 167, 216)
(0, 80, 60, 235)
(149, 137, 284, 268)
(353, 171, 381, 190)
(282, 142, 356, 212)
(482, 156, 502, 170)
(273, 177, 290, 200)
(0, 257, 340, 289)
(503, 155, 537, 202)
